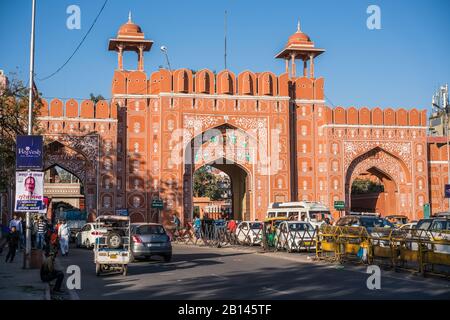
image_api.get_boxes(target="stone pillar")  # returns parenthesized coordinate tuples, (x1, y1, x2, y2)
(117, 45, 123, 70)
(309, 54, 314, 78)
(138, 45, 144, 71)
(303, 59, 307, 77)
(291, 53, 296, 78)
(285, 59, 289, 74)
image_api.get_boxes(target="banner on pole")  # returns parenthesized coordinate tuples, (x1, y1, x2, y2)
(15, 171, 44, 211)
(16, 135, 43, 170)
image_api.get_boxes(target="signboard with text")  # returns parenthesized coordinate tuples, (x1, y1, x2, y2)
(334, 201, 345, 210)
(152, 199, 164, 209)
(16, 135, 43, 170)
(15, 171, 44, 211)
(116, 209, 129, 216)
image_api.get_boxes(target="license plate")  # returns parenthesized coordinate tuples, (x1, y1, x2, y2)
(148, 243, 161, 247)
(109, 254, 117, 259)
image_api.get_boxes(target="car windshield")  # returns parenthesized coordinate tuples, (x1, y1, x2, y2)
(431, 220, 450, 231)
(359, 217, 393, 228)
(289, 223, 313, 231)
(250, 223, 263, 229)
(417, 220, 432, 230)
(136, 225, 165, 235)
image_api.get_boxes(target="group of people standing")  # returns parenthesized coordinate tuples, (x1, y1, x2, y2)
(0, 214, 71, 263)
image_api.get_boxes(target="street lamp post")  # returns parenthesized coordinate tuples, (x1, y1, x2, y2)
(24, 0, 37, 269)
(160, 46, 172, 72)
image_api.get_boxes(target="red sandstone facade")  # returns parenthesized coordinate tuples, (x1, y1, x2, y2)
(2, 17, 447, 225)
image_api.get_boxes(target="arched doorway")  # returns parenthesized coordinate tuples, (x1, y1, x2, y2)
(44, 164, 85, 223)
(44, 137, 99, 221)
(345, 147, 411, 217)
(350, 167, 397, 215)
(192, 162, 249, 221)
(183, 124, 254, 222)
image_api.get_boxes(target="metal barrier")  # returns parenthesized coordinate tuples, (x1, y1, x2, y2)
(273, 228, 317, 253)
(316, 226, 370, 263)
(174, 220, 450, 277)
(316, 226, 450, 277)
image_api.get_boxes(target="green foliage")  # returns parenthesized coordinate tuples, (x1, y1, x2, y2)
(193, 166, 230, 201)
(351, 178, 384, 194)
(89, 93, 105, 104)
(0, 73, 42, 190)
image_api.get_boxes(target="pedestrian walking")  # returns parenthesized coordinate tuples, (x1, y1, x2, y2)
(58, 220, 70, 256)
(8, 214, 22, 234)
(40, 251, 65, 293)
(4, 226, 20, 263)
(36, 216, 47, 249)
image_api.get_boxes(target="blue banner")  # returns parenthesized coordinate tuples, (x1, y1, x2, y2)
(116, 209, 129, 216)
(16, 135, 43, 170)
(445, 184, 450, 198)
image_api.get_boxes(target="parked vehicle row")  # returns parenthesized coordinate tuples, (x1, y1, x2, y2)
(75, 221, 173, 271)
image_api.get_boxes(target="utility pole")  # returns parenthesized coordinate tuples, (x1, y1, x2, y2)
(24, 0, 37, 268)
(224, 10, 227, 70)
(432, 84, 450, 211)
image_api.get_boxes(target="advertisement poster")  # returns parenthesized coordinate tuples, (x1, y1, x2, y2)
(16, 135, 43, 170)
(15, 171, 44, 211)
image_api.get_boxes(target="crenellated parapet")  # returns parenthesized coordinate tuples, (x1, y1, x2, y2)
(327, 106, 427, 127)
(37, 98, 117, 135)
(111, 68, 324, 101)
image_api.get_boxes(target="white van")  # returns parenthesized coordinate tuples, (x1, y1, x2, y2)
(266, 201, 332, 229)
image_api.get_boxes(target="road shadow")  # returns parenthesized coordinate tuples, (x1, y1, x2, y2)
(86, 250, 450, 300)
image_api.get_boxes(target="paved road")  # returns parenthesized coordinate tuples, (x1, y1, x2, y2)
(56, 244, 450, 299)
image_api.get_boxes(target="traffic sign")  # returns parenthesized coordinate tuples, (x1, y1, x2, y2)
(116, 208, 129, 216)
(151, 199, 164, 209)
(334, 200, 345, 210)
(423, 203, 430, 219)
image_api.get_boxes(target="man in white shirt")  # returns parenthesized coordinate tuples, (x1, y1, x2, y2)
(58, 220, 70, 256)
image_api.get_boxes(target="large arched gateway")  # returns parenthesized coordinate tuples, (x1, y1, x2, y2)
(2, 16, 443, 225)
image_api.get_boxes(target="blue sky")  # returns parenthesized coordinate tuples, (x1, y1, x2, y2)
(0, 0, 449, 111)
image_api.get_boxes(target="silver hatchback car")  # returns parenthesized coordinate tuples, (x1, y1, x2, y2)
(130, 223, 172, 262)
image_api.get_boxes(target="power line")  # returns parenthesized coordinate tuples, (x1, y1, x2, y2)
(36, 0, 109, 81)
(324, 93, 337, 108)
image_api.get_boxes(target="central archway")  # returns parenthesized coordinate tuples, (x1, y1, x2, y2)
(345, 147, 411, 216)
(350, 167, 397, 215)
(183, 124, 255, 222)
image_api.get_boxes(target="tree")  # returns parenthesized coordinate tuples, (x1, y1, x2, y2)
(89, 93, 105, 104)
(351, 178, 384, 194)
(193, 166, 230, 201)
(0, 73, 42, 190)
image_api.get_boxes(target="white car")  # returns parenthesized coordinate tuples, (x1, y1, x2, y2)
(276, 221, 316, 252)
(235, 221, 263, 245)
(398, 222, 417, 230)
(76, 222, 107, 249)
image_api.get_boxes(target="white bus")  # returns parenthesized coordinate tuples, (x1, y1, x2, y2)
(266, 201, 333, 229)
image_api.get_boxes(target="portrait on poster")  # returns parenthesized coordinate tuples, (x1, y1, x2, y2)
(15, 171, 44, 211)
